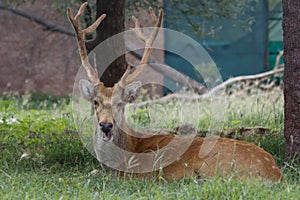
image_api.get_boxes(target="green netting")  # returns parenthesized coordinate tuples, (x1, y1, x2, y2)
(164, 0, 282, 84)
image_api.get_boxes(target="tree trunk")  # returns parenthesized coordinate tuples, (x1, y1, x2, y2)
(282, 0, 300, 163)
(86, 0, 126, 87)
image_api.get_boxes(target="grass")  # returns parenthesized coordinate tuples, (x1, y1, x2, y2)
(0, 90, 300, 199)
(0, 172, 299, 199)
(0, 167, 299, 199)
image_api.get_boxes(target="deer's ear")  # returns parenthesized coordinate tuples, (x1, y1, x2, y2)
(79, 79, 95, 101)
(123, 81, 142, 103)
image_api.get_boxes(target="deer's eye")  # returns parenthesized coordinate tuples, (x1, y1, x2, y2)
(93, 100, 99, 106)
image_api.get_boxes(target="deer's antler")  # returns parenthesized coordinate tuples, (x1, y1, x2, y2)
(119, 7, 163, 87)
(67, 2, 106, 85)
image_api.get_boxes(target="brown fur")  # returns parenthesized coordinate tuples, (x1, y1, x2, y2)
(93, 84, 283, 182)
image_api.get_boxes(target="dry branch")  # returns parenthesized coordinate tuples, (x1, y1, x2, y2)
(208, 67, 284, 95)
(126, 44, 208, 94)
(134, 67, 284, 108)
(273, 50, 284, 70)
(0, 3, 75, 36)
(155, 125, 273, 138)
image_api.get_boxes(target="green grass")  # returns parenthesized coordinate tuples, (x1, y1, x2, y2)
(0, 167, 299, 199)
(0, 92, 300, 199)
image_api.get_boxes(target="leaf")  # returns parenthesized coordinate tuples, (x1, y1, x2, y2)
(20, 152, 32, 159)
(88, 169, 99, 177)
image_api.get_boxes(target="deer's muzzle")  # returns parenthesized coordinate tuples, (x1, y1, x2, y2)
(99, 122, 113, 141)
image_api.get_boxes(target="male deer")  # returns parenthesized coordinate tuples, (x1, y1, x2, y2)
(68, 3, 283, 182)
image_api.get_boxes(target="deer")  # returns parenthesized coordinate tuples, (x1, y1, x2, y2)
(67, 2, 283, 182)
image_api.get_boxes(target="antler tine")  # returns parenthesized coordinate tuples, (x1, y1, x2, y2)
(131, 16, 147, 42)
(124, 8, 163, 85)
(67, 3, 106, 85)
(149, 7, 157, 23)
(74, 2, 88, 21)
(119, 65, 132, 88)
(83, 14, 106, 35)
(142, 9, 163, 64)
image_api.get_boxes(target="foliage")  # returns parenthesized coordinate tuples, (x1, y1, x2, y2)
(166, 0, 257, 38)
(1, 0, 259, 39)
(126, 0, 258, 39)
(0, 94, 97, 171)
(0, 93, 71, 110)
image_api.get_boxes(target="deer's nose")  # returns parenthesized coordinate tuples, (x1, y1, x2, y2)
(99, 122, 113, 134)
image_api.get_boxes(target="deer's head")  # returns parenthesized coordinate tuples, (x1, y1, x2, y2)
(68, 3, 162, 141)
(79, 78, 141, 141)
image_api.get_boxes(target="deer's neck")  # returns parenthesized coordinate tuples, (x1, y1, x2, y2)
(113, 116, 174, 153)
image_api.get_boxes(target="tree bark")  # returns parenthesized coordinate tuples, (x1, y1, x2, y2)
(86, 0, 126, 87)
(282, 0, 300, 163)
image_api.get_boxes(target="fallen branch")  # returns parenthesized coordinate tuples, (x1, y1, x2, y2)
(133, 67, 284, 108)
(145, 124, 273, 138)
(209, 67, 284, 95)
(126, 44, 208, 94)
(273, 50, 284, 70)
(0, 3, 75, 36)
(195, 126, 273, 138)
